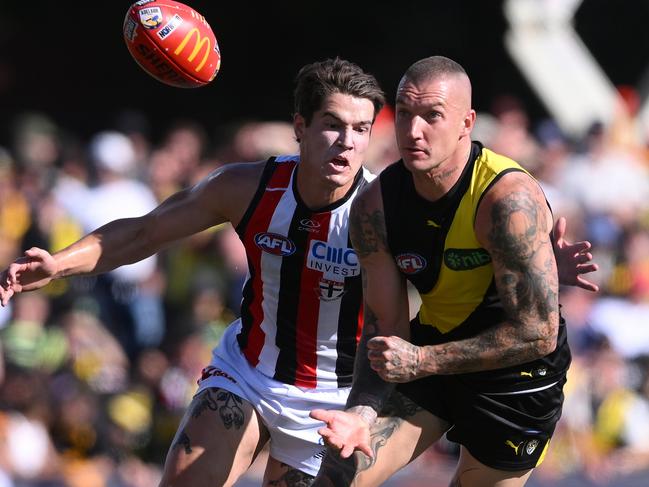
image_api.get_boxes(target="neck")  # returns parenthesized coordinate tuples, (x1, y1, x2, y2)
(412, 139, 472, 202)
(295, 164, 356, 210)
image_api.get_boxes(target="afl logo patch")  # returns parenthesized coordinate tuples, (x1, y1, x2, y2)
(396, 253, 427, 274)
(254, 232, 296, 256)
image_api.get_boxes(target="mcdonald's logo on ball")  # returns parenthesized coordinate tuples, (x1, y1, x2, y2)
(123, 0, 221, 88)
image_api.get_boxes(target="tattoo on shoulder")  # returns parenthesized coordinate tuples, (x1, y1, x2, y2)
(350, 199, 387, 258)
(191, 388, 245, 430)
(487, 191, 557, 320)
(488, 191, 541, 265)
(172, 430, 192, 454)
(268, 464, 314, 487)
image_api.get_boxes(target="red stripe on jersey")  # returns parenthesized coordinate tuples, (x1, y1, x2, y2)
(294, 211, 332, 388)
(242, 161, 296, 365)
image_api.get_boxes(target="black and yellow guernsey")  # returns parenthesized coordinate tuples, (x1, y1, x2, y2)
(379, 142, 570, 392)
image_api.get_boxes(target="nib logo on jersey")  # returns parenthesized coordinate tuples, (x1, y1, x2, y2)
(307, 240, 359, 277)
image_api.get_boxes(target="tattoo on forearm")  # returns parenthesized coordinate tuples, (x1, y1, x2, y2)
(347, 305, 394, 411)
(268, 464, 315, 487)
(172, 430, 192, 454)
(350, 199, 388, 258)
(190, 388, 245, 429)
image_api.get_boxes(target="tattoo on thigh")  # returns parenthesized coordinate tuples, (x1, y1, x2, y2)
(191, 388, 245, 429)
(353, 393, 423, 472)
(172, 430, 192, 454)
(358, 417, 401, 471)
(268, 463, 315, 487)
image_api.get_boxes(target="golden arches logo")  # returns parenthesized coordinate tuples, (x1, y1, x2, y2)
(174, 28, 211, 72)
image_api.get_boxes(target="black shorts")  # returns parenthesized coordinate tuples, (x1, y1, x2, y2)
(396, 373, 567, 471)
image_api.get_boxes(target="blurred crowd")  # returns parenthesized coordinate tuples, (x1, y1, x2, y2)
(1, 89, 649, 486)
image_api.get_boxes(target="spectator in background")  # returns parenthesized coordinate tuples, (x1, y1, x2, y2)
(161, 120, 210, 187)
(364, 105, 400, 175)
(0, 148, 31, 268)
(61, 131, 165, 359)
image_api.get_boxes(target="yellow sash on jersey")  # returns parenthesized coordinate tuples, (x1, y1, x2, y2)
(418, 148, 530, 333)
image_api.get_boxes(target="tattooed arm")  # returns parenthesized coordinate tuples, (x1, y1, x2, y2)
(310, 180, 411, 458)
(415, 172, 560, 375)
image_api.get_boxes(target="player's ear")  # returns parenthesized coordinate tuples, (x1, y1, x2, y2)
(294, 113, 306, 143)
(461, 109, 476, 136)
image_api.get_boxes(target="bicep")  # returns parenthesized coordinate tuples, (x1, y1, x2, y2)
(143, 162, 260, 248)
(475, 174, 559, 327)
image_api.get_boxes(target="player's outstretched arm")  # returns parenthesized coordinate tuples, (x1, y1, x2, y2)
(0, 161, 264, 306)
(553, 216, 599, 292)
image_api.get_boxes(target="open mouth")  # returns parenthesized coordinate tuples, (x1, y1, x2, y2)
(330, 156, 349, 168)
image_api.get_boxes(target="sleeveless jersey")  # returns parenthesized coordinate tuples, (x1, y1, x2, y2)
(381, 143, 571, 391)
(234, 156, 372, 390)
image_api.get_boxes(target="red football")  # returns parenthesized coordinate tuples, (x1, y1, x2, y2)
(123, 0, 221, 88)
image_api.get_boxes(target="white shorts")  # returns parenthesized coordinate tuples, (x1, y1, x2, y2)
(196, 319, 350, 476)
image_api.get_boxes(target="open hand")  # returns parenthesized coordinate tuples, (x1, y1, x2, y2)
(0, 248, 58, 306)
(553, 217, 599, 292)
(310, 409, 373, 459)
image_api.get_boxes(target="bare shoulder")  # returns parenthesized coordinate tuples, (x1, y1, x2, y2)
(352, 177, 382, 213)
(196, 160, 266, 226)
(349, 178, 388, 258)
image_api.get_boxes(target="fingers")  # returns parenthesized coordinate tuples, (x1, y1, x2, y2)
(577, 263, 598, 274)
(367, 336, 389, 350)
(356, 442, 374, 459)
(6, 263, 21, 286)
(0, 287, 14, 307)
(553, 216, 567, 241)
(567, 241, 592, 254)
(576, 252, 593, 264)
(24, 247, 47, 259)
(310, 409, 334, 423)
(576, 277, 599, 293)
